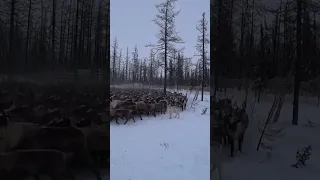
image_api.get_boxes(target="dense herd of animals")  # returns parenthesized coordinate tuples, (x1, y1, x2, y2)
(0, 81, 189, 179)
(212, 98, 249, 157)
(110, 88, 188, 125)
(0, 82, 109, 180)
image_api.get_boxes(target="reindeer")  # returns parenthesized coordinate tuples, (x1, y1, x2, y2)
(225, 107, 249, 157)
(0, 82, 113, 179)
(110, 88, 188, 123)
(0, 149, 75, 180)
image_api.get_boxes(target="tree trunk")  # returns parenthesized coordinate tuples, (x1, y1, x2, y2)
(292, 0, 301, 125)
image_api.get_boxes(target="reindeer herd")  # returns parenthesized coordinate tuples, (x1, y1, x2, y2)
(0, 82, 189, 179)
(0, 82, 109, 180)
(212, 98, 249, 157)
(110, 88, 188, 125)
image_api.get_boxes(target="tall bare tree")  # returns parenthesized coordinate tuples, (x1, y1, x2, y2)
(148, 0, 183, 94)
(292, 0, 302, 125)
(196, 12, 209, 101)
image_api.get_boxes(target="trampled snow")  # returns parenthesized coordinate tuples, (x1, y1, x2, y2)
(110, 91, 210, 180)
(216, 89, 320, 180)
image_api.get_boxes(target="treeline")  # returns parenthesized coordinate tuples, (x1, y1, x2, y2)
(111, 0, 210, 93)
(110, 38, 210, 88)
(0, 0, 110, 74)
(212, 0, 320, 81)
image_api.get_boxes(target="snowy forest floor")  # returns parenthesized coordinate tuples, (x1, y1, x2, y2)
(110, 90, 210, 180)
(216, 89, 320, 180)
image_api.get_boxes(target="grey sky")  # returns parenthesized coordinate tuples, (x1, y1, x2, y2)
(111, 0, 210, 63)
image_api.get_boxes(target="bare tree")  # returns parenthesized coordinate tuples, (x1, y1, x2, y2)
(0, 0, 108, 77)
(292, 0, 302, 125)
(25, 0, 32, 72)
(147, 0, 183, 94)
(52, 0, 56, 70)
(112, 37, 118, 81)
(125, 47, 129, 81)
(196, 12, 209, 101)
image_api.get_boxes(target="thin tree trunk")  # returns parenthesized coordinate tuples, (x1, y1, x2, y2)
(201, 12, 205, 101)
(25, 0, 32, 72)
(292, 0, 301, 125)
(52, 0, 56, 71)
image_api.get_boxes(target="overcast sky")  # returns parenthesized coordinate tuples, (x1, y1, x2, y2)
(110, 0, 210, 63)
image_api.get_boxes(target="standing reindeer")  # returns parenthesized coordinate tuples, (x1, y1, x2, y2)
(213, 99, 249, 157)
(226, 107, 249, 157)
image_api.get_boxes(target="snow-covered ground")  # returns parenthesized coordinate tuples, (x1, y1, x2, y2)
(216, 89, 320, 180)
(110, 91, 210, 180)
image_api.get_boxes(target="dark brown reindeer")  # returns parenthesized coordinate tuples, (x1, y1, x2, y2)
(226, 108, 249, 157)
(213, 98, 249, 157)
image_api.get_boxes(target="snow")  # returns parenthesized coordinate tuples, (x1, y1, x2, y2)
(216, 89, 320, 180)
(110, 91, 210, 180)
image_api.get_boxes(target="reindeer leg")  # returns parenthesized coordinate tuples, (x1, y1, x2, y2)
(132, 116, 135, 123)
(115, 117, 120, 124)
(135, 111, 141, 120)
(222, 134, 227, 147)
(238, 133, 244, 152)
(229, 135, 235, 157)
(124, 116, 129, 125)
